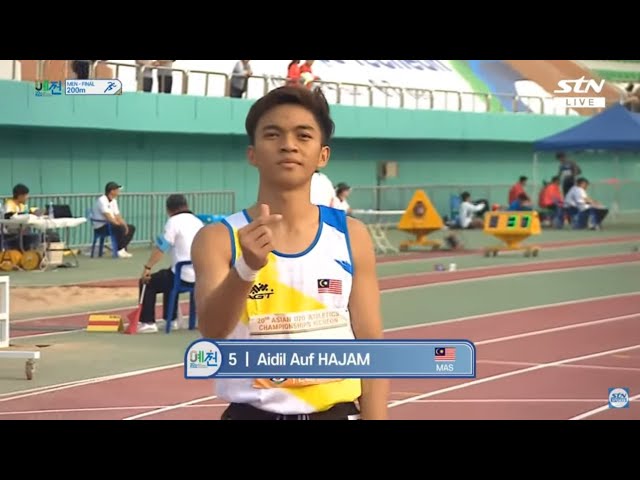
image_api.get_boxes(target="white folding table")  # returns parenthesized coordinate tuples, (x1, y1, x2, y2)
(0, 276, 40, 380)
(0, 215, 87, 270)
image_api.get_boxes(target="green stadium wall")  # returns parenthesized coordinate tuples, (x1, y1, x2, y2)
(1, 79, 639, 213)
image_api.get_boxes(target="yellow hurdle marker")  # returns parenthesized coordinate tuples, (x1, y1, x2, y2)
(397, 189, 445, 252)
(483, 210, 542, 257)
(86, 314, 124, 333)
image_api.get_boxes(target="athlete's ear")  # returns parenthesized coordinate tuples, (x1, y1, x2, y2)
(316, 145, 330, 169)
(247, 145, 258, 167)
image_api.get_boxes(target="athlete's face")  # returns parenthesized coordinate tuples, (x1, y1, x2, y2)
(248, 104, 329, 188)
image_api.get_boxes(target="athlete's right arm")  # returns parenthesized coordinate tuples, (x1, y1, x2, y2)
(192, 204, 282, 339)
(191, 223, 253, 339)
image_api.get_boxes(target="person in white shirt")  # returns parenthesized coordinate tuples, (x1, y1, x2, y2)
(458, 192, 486, 228)
(230, 60, 252, 98)
(310, 170, 336, 207)
(136, 194, 205, 333)
(91, 182, 136, 258)
(332, 182, 352, 215)
(564, 178, 608, 229)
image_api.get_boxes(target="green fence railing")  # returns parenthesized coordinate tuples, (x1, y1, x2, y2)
(20, 190, 236, 248)
(7, 180, 638, 250)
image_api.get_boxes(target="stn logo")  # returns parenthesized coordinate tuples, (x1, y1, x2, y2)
(608, 387, 629, 409)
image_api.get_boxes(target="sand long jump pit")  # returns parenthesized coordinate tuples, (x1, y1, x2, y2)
(10, 285, 139, 318)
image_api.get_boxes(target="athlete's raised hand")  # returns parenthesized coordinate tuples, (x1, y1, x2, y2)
(237, 204, 282, 271)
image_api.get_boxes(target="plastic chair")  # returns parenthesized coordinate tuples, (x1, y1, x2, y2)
(449, 194, 461, 225)
(86, 208, 118, 258)
(165, 261, 197, 333)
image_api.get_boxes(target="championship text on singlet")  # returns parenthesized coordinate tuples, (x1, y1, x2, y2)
(248, 307, 353, 389)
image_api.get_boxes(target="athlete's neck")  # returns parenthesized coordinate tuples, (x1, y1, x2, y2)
(253, 185, 317, 225)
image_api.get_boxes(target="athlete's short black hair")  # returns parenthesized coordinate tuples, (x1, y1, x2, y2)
(245, 86, 335, 147)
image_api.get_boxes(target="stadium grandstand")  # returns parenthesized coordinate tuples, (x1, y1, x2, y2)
(1, 60, 638, 116)
(585, 60, 640, 83)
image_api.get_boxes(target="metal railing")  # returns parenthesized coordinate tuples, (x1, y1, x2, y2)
(18, 191, 235, 248)
(24, 60, 626, 116)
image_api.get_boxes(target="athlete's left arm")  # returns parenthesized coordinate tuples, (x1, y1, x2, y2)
(346, 216, 389, 420)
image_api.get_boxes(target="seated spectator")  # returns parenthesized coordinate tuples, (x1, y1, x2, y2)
(2, 183, 60, 251)
(564, 178, 609, 230)
(457, 192, 485, 229)
(136, 195, 204, 333)
(508, 176, 530, 204)
(91, 182, 136, 258)
(4, 183, 37, 217)
(509, 192, 533, 211)
(3, 183, 40, 251)
(538, 176, 564, 227)
(333, 182, 352, 215)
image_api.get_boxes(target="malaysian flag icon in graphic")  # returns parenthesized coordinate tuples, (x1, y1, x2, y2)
(434, 347, 456, 361)
(317, 279, 342, 294)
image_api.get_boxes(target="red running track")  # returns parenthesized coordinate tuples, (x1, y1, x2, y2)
(63, 234, 640, 288)
(10, 251, 640, 337)
(1, 293, 638, 420)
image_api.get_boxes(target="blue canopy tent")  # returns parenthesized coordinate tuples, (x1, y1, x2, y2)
(534, 103, 640, 152)
(531, 103, 640, 189)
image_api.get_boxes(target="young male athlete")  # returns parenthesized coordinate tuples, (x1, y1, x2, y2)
(191, 86, 389, 420)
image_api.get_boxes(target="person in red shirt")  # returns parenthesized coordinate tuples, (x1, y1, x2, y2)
(508, 176, 529, 204)
(538, 176, 564, 227)
(286, 60, 301, 87)
(299, 60, 319, 89)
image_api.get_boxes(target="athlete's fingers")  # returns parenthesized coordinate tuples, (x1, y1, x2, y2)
(258, 203, 270, 219)
(246, 225, 272, 243)
(255, 229, 273, 248)
(240, 212, 282, 233)
(257, 242, 274, 256)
